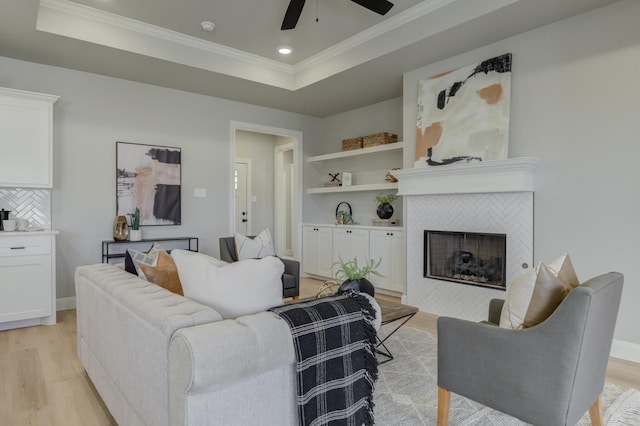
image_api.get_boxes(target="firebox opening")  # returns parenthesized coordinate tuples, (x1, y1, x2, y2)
(424, 230, 506, 290)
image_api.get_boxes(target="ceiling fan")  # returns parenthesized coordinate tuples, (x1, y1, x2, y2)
(281, 0, 394, 30)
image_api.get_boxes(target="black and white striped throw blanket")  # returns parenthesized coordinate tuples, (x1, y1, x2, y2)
(271, 292, 378, 426)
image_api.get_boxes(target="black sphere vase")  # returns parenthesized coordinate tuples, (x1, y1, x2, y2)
(376, 203, 394, 219)
(337, 278, 375, 297)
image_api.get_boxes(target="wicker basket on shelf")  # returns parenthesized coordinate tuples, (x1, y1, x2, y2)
(341, 137, 363, 151)
(362, 132, 398, 148)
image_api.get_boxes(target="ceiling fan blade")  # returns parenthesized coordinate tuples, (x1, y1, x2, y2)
(281, 0, 306, 30)
(350, 0, 394, 15)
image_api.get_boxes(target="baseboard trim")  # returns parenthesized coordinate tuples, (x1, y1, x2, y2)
(611, 339, 640, 363)
(57, 297, 76, 311)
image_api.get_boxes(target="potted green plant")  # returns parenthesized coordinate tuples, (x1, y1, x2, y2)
(333, 256, 382, 297)
(129, 207, 142, 241)
(375, 193, 397, 220)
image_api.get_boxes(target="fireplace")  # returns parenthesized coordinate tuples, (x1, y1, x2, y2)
(424, 230, 507, 290)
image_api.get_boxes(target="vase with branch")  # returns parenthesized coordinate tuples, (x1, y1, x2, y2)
(333, 256, 382, 297)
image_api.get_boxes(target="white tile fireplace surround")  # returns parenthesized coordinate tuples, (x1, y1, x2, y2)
(394, 158, 539, 321)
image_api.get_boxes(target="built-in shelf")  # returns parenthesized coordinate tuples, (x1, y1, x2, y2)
(307, 182, 398, 194)
(307, 142, 404, 163)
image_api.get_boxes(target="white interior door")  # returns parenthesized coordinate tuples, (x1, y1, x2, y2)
(234, 160, 251, 235)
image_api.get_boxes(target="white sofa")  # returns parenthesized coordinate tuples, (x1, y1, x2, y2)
(75, 263, 298, 426)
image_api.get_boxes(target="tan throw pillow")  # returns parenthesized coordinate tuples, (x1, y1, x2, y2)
(499, 262, 569, 329)
(139, 251, 184, 296)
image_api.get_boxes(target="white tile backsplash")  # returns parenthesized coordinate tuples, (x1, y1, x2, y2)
(0, 188, 51, 228)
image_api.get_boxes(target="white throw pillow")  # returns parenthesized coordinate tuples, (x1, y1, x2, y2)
(499, 261, 569, 329)
(234, 228, 276, 260)
(171, 249, 284, 319)
(546, 253, 580, 291)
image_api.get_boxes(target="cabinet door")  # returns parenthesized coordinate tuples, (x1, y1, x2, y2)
(333, 228, 369, 279)
(0, 90, 57, 188)
(369, 230, 404, 292)
(302, 226, 319, 275)
(0, 255, 52, 322)
(315, 227, 333, 278)
(302, 226, 333, 278)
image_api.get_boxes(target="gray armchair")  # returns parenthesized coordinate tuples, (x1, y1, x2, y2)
(219, 236, 300, 299)
(437, 272, 623, 426)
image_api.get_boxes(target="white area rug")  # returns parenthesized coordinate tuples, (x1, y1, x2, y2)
(374, 326, 640, 425)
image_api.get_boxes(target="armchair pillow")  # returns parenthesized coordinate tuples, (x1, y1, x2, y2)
(171, 249, 283, 319)
(234, 228, 276, 260)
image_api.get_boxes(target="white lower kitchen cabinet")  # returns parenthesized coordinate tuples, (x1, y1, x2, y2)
(0, 232, 57, 330)
(302, 225, 334, 278)
(369, 230, 405, 293)
(332, 228, 369, 278)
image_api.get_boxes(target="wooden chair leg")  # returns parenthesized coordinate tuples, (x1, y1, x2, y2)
(589, 395, 603, 426)
(437, 387, 451, 426)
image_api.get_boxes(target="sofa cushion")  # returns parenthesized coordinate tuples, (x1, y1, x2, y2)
(139, 251, 184, 295)
(234, 228, 276, 260)
(499, 262, 568, 329)
(171, 249, 284, 319)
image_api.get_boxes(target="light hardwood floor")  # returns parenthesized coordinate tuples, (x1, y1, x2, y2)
(0, 278, 637, 425)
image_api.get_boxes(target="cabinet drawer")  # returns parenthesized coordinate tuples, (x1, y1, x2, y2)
(0, 235, 52, 256)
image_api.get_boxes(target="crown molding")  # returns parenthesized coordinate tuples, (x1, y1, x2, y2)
(294, 0, 455, 73)
(36, 0, 519, 91)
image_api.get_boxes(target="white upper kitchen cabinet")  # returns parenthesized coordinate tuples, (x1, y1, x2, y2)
(0, 87, 59, 188)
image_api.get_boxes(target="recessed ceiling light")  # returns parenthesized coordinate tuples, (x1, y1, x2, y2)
(200, 21, 215, 32)
(278, 46, 293, 55)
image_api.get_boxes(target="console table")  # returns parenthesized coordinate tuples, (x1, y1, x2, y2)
(102, 237, 198, 263)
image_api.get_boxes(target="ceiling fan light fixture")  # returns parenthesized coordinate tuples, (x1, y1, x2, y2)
(278, 46, 293, 55)
(200, 21, 215, 32)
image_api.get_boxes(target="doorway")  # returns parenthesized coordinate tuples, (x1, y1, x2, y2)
(230, 122, 302, 260)
(234, 159, 251, 235)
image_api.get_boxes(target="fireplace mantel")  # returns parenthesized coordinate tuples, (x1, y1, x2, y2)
(394, 157, 541, 196)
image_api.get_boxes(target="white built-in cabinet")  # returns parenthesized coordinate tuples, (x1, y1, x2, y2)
(0, 87, 59, 188)
(369, 230, 405, 293)
(333, 227, 369, 267)
(0, 233, 57, 330)
(303, 224, 405, 294)
(302, 225, 334, 278)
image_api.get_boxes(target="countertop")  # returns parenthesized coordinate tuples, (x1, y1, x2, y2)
(0, 230, 59, 236)
(303, 223, 403, 231)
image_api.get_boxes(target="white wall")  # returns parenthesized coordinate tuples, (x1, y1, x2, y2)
(0, 56, 324, 300)
(402, 0, 640, 348)
(306, 97, 404, 225)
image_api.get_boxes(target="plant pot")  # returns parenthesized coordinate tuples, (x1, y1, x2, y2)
(337, 278, 375, 297)
(376, 203, 394, 219)
(129, 229, 142, 242)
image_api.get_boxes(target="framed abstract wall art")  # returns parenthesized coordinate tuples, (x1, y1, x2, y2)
(116, 142, 181, 226)
(415, 53, 512, 167)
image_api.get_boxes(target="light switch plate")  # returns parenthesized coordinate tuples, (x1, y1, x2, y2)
(194, 188, 207, 197)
